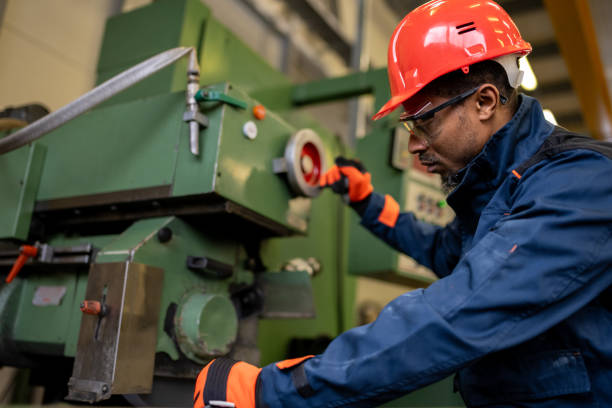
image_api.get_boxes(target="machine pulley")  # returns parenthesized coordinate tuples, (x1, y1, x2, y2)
(273, 129, 327, 197)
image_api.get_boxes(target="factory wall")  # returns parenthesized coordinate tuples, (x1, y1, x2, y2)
(0, 0, 119, 111)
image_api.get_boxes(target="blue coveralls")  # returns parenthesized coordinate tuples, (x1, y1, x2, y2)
(259, 96, 612, 407)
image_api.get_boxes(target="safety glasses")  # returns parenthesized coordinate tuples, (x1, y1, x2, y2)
(399, 86, 482, 127)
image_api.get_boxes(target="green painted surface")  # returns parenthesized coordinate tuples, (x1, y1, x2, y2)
(63, 271, 88, 358)
(96, 0, 209, 107)
(256, 115, 354, 361)
(209, 85, 304, 231)
(173, 81, 310, 232)
(96, 0, 288, 108)
(37, 92, 184, 201)
(0, 279, 24, 356)
(199, 17, 289, 92)
(11, 271, 79, 354)
(100, 217, 243, 361)
(0, 142, 45, 240)
(292, 69, 386, 105)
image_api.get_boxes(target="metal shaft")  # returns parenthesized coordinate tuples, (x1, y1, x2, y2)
(0, 47, 196, 155)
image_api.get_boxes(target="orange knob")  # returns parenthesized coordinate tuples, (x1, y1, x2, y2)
(5, 245, 38, 283)
(253, 104, 266, 120)
(80, 300, 104, 316)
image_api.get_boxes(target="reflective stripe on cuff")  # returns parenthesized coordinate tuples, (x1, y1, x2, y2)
(378, 194, 400, 227)
(275, 355, 314, 370)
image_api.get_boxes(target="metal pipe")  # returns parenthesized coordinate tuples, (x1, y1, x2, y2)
(0, 46, 196, 155)
(185, 48, 202, 155)
(347, 0, 369, 149)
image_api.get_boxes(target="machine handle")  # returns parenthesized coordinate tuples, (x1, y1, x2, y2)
(195, 89, 247, 109)
(186, 256, 234, 279)
(5, 245, 38, 283)
(80, 300, 108, 316)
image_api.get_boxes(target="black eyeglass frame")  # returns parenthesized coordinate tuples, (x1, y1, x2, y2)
(399, 85, 507, 123)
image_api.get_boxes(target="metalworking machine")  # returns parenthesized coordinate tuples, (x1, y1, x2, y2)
(0, 0, 461, 406)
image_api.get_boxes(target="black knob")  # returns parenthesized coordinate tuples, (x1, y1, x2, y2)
(157, 227, 173, 243)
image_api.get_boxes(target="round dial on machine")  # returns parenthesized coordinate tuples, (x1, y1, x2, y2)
(278, 129, 327, 197)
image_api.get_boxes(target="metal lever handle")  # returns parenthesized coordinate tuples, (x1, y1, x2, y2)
(195, 89, 247, 109)
(80, 300, 108, 316)
(5, 245, 38, 283)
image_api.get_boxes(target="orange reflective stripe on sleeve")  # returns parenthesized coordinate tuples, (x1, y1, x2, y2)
(226, 362, 262, 408)
(511, 169, 522, 179)
(378, 194, 400, 228)
(275, 355, 315, 370)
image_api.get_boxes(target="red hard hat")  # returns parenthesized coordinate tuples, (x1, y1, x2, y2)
(373, 0, 531, 120)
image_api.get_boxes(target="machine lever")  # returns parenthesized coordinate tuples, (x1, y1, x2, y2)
(5, 245, 38, 283)
(186, 256, 233, 279)
(195, 89, 247, 110)
(80, 300, 108, 317)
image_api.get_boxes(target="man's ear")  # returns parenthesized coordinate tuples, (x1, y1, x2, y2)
(475, 84, 499, 121)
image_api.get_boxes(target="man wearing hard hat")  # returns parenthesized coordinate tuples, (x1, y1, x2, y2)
(194, 1, 612, 407)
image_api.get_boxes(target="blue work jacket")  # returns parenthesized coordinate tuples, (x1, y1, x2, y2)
(259, 96, 612, 407)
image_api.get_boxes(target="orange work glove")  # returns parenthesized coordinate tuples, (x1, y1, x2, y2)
(193, 358, 262, 408)
(319, 157, 373, 203)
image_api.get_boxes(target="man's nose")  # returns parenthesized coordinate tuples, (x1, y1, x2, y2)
(408, 133, 428, 154)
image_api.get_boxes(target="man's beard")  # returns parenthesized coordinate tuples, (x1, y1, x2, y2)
(441, 172, 460, 195)
(419, 153, 460, 195)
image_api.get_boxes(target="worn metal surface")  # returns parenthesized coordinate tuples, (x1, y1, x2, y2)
(67, 262, 163, 402)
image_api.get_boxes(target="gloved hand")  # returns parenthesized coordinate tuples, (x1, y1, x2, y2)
(194, 355, 314, 408)
(319, 157, 373, 204)
(193, 358, 262, 408)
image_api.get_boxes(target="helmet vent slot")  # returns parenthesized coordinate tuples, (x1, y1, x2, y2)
(456, 21, 474, 29)
(456, 22, 476, 34)
(458, 27, 476, 35)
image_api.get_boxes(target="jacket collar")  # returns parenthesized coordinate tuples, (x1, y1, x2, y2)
(446, 95, 555, 214)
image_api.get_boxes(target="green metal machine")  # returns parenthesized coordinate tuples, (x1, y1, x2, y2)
(0, 0, 462, 406)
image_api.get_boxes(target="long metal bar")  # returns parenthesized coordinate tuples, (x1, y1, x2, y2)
(347, 0, 369, 149)
(0, 47, 196, 154)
